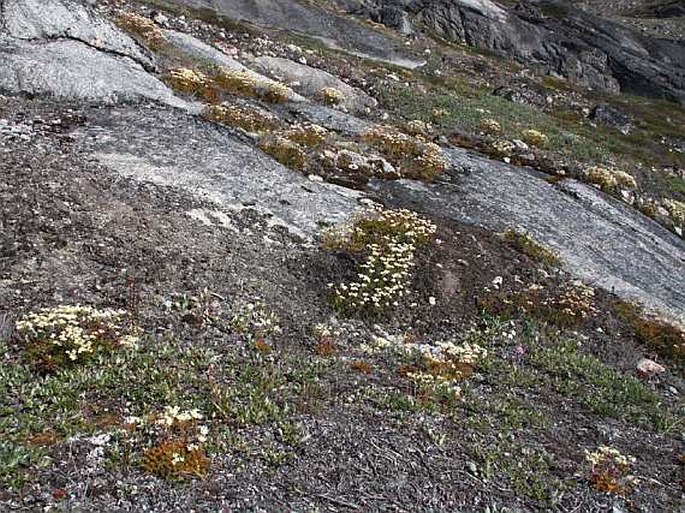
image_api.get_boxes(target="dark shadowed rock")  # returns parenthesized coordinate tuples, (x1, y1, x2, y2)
(492, 85, 550, 109)
(590, 103, 632, 135)
(347, 0, 685, 103)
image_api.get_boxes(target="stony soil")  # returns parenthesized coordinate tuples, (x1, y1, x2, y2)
(1, 1, 684, 511)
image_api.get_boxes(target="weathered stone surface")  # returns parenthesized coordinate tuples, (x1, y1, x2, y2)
(73, 107, 363, 239)
(369, 148, 685, 326)
(163, 29, 247, 72)
(163, 30, 307, 102)
(0, 0, 188, 107)
(637, 358, 666, 377)
(2, 0, 155, 70)
(0, 37, 188, 107)
(250, 56, 377, 113)
(170, 0, 424, 68)
(288, 103, 374, 136)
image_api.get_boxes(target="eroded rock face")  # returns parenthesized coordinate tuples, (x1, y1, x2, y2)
(2, 0, 155, 70)
(344, 0, 685, 103)
(0, 0, 185, 107)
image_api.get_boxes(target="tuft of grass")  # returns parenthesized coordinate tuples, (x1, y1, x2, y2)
(203, 103, 281, 134)
(258, 135, 310, 171)
(471, 439, 567, 504)
(360, 126, 450, 181)
(502, 229, 561, 266)
(116, 13, 168, 50)
(613, 301, 685, 365)
(530, 338, 675, 430)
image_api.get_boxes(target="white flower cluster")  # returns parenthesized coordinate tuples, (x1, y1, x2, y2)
(436, 341, 489, 365)
(156, 406, 204, 427)
(361, 126, 450, 179)
(311, 322, 340, 340)
(405, 370, 462, 397)
(330, 207, 436, 313)
(332, 241, 415, 310)
(550, 280, 597, 319)
(585, 446, 636, 468)
(491, 139, 516, 156)
(231, 301, 282, 338)
(16, 305, 137, 362)
(126, 407, 210, 454)
(361, 334, 488, 367)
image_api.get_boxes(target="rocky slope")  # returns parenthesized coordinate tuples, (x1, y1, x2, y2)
(336, 0, 685, 103)
(0, 0, 684, 511)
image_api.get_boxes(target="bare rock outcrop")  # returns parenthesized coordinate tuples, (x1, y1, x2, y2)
(0, 0, 185, 106)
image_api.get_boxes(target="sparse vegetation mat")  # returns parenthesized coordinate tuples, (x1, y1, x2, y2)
(1, 0, 684, 510)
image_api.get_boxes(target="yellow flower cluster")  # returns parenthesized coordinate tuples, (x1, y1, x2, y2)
(521, 129, 549, 147)
(258, 135, 309, 170)
(203, 103, 280, 134)
(664, 198, 685, 225)
(117, 13, 168, 49)
(361, 126, 449, 181)
(284, 123, 329, 148)
(584, 165, 637, 191)
(214, 69, 293, 103)
(480, 118, 502, 134)
(319, 86, 345, 106)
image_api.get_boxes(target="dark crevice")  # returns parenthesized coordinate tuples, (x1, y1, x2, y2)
(9, 31, 156, 72)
